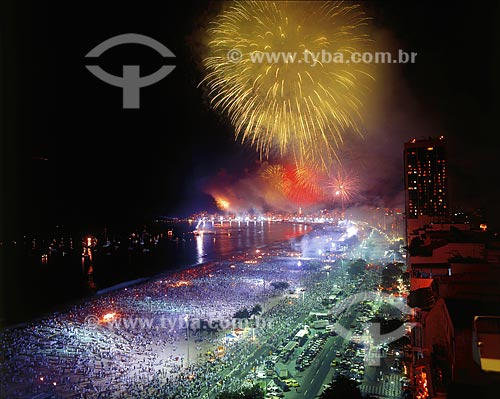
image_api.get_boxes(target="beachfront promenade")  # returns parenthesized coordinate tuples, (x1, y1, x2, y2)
(0, 242, 328, 398)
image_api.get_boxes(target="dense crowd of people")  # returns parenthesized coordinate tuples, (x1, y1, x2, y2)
(0, 245, 340, 399)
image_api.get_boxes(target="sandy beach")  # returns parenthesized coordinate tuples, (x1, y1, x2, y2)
(0, 238, 322, 398)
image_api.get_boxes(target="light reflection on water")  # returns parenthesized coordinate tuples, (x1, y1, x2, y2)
(187, 221, 306, 263)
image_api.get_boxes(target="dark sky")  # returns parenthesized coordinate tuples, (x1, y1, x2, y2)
(2, 0, 499, 236)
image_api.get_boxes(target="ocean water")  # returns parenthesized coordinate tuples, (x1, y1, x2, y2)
(1, 221, 309, 326)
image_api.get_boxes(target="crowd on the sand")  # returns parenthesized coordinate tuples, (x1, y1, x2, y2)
(0, 252, 333, 399)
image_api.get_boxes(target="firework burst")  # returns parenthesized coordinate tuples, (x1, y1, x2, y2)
(260, 164, 292, 195)
(215, 197, 230, 210)
(201, 1, 374, 170)
(260, 163, 326, 206)
(327, 169, 360, 210)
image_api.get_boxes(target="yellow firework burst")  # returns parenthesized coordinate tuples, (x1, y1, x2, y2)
(260, 164, 292, 195)
(201, 1, 374, 170)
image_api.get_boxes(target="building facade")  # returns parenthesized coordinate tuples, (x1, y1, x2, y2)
(404, 136, 449, 239)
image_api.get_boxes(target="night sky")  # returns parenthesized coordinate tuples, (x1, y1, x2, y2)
(2, 0, 499, 237)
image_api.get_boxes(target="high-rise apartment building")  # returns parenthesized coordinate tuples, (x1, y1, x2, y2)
(404, 136, 449, 235)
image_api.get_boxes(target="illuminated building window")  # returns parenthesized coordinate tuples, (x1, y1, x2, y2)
(404, 137, 448, 217)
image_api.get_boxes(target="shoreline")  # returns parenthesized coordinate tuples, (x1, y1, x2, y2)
(0, 224, 324, 399)
(1, 227, 312, 331)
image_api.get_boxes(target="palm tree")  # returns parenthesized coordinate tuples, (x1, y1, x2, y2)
(233, 308, 250, 319)
(250, 304, 262, 316)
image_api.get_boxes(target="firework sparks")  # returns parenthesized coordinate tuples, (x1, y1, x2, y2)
(328, 169, 360, 210)
(260, 164, 292, 195)
(201, 1, 374, 170)
(215, 198, 230, 210)
(260, 163, 326, 205)
(293, 165, 325, 199)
